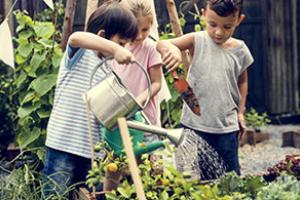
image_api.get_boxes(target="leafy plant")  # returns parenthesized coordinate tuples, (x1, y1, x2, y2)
(245, 108, 270, 131)
(13, 11, 62, 155)
(88, 142, 237, 200)
(263, 154, 300, 182)
(218, 172, 266, 199)
(257, 174, 300, 200)
(0, 159, 76, 200)
(36, 0, 65, 38)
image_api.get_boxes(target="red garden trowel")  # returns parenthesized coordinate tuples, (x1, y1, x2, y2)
(172, 70, 201, 116)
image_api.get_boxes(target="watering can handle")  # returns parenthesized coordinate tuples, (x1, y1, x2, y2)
(88, 57, 152, 109)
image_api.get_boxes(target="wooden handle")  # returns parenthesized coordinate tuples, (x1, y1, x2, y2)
(118, 118, 146, 200)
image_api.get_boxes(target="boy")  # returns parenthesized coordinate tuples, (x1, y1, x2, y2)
(43, 2, 138, 196)
(157, 0, 253, 177)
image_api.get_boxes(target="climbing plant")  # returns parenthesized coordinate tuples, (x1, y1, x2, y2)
(13, 10, 62, 158)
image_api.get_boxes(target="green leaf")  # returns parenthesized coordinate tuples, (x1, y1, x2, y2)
(37, 149, 46, 164)
(179, 17, 186, 27)
(28, 51, 47, 77)
(52, 49, 63, 68)
(18, 43, 33, 58)
(37, 38, 53, 48)
(17, 102, 41, 118)
(18, 115, 34, 127)
(34, 22, 55, 39)
(14, 73, 27, 88)
(105, 191, 118, 200)
(160, 190, 169, 200)
(195, 24, 201, 32)
(36, 108, 51, 118)
(117, 187, 131, 198)
(16, 54, 27, 65)
(17, 127, 41, 149)
(29, 74, 57, 97)
(19, 29, 33, 40)
(21, 91, 36, 105)
(15, 11, 34, 31)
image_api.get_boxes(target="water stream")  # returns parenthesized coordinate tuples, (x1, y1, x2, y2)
(175, 129, 226, 180)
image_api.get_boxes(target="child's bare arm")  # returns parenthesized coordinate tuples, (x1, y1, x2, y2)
(137, 64, 162, 105)
(237, 70, 248, 137)
(157, 33, 195, 72)
(68, 32, 134, 64)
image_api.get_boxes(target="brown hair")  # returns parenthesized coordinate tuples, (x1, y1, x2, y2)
(87, 1, 138, 40)
(205, 0, 243, 17)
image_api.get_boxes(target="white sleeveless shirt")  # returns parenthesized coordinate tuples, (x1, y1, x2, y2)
(181, 31, 254, 133)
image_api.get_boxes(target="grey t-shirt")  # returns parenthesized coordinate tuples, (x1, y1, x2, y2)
(181, 31, 254, 133)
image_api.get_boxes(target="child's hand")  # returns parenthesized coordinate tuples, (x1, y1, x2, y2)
(113, 47, 135, 64)
(161, 47, 182, 73)
(238, 113, 247, 140)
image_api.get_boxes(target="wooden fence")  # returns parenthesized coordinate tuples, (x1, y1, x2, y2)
(0, 0, 299, 116)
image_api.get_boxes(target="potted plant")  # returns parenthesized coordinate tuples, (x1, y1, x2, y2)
(240, 108, 271, 146)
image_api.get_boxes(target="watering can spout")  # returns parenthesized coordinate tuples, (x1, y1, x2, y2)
(126, 121, 184, 146)
(134, 140, 166, 156)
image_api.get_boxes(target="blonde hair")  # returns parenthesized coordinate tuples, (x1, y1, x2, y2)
(121, 0, 153, 19)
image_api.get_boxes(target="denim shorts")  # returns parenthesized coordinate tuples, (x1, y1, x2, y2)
(182, 125, 241, 175)
(42, 147, 93, 198)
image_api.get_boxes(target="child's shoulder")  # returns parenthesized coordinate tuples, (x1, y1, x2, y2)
(139, 37, 158, 52)
(144, 37, 157, 47)
(225, 38, 245, 49)
(222, 38, 252, 54)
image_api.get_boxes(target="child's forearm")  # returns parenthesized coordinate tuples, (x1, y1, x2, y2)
(156, 40, 176, 54)
(156, 40, 182, 72)
(69, 31, 134, 64)
(137, 82, 161, 106)
(137, 65, 162, 105)
(238, 70, 248, 115)
(68, 32, 120, 56)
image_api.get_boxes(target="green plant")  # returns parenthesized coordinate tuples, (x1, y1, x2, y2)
(36, 0, 65, 38)
(0, 159, 76, 200)
(218, 172, 266, 199)
(88, 142, 238, 200)
(13, 10, 62, 157)
(244, 108, 270, 131)
(257, 174, 300, 200)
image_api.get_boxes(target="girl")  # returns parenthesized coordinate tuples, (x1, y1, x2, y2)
(43, 2, 138, 196)
(113, 0, 163, 126)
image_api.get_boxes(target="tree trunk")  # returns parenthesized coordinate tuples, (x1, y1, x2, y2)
(84, 0, 98, 30)
(165, 0, 190, 71)
(61, 0, 77, 51)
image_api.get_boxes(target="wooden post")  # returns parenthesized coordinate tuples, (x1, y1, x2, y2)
(84, 0, 98, 30)
(4, 0, 14, 31)
(118, 118, 146, 200)
(165, 0, 190, 71)
(61, 0, 77, 51)
(261, 0, 298, 114)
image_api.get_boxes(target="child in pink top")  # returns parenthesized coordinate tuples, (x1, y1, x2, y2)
(113, 0, 163, 126)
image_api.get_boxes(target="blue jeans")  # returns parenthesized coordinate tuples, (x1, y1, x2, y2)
(42, 147, 92, 198)
(183, 125, 241, 175)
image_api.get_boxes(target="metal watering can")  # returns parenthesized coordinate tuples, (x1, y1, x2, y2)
(83, 57, 151, 130)
(84, 57, 185, 156)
